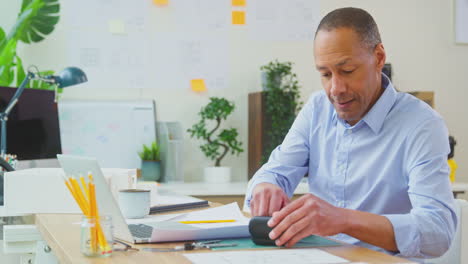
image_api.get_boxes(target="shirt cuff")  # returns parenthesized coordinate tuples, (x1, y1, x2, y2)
(244, 176, 279, 210)
(383, 214, 420, 257)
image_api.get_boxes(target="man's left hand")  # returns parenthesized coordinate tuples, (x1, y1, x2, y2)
(267, 193, 349, 247)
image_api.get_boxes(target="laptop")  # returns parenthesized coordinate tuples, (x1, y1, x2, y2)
(57, 155, 250, 244)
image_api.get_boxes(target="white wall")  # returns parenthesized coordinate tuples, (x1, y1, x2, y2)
(1, 0, 467, 187)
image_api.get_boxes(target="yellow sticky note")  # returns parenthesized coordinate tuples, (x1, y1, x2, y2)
(191, 79, 207, 92)
(232, 0, 246, 7)
(153, 0, 169, 6)
(108, 19, 126, 34)
(232, 11, 245, 25)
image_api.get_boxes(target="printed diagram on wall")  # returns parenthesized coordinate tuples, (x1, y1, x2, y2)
(149, 32, 229, 91)
(172, 0, 230, 31)
(61, 0, 318, 90)
(248, 0, 319, 41)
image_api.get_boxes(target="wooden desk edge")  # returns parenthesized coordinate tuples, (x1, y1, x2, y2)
(36, 211, 415, 264)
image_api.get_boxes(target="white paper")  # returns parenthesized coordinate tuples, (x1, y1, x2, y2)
(125, 212, 184, 225)
(184, 248, 349, 264)
(156, 194, 203, 205)
(149, 32, 229, 90)
(169, 202, 248, 228)
(248, 0, 320, 41)
(172, 0, 230, 31)
(455, 0, 468, 43)
(66, 30, 152, 90)
(135, 203, 250, 242)
(63, 0, 150, 32)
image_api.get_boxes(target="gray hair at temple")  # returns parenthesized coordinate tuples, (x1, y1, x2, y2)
(315, 7, 382, 51)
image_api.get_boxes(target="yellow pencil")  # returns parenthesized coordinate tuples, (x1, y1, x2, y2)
(63, 174, 111, 255)
(70, 178, 89, 215)
(64, 179, 88, 214)
(89, 182, 98, 253)
(179, 220, 236, 224)
(79, 176, 89, 201)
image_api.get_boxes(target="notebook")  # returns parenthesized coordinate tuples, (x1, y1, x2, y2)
(57, 155, 250, 244)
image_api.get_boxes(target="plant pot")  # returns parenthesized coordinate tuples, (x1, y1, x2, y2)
(203, 167, 231, 183)
(141, 160, 161, 182)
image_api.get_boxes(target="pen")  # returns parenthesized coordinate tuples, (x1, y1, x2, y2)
(179, 220, 236, 224)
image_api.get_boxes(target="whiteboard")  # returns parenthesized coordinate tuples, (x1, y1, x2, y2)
(58, 100, 157, 169)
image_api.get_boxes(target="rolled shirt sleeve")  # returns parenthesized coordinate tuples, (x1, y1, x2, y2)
(384, 117, 457, 258)
(244, 96, 315, 209)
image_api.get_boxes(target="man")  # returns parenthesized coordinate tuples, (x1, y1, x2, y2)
(245, 7, 457, 259)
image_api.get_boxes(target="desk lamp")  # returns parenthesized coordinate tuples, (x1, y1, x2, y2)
(0, 66, 87, 158)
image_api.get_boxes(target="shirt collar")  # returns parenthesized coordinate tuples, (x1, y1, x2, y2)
(362, 73, 397, 134)
(331, 73, 397, 134)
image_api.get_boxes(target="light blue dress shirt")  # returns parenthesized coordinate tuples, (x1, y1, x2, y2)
(245, 75, 457, 258)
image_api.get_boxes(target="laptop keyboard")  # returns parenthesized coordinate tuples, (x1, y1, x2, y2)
(128, 224, 153, 239)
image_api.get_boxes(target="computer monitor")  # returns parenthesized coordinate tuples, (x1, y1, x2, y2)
(0, 87, 62, 207)
(0, 86, 62, 160)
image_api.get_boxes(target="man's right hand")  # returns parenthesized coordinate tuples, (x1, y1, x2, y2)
(250, 183, 290, 216)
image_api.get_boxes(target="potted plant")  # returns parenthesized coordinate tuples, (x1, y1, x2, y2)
(187, 97, 243, 183)
(138, 141, 161, 182)
(260, 60, 302, 163)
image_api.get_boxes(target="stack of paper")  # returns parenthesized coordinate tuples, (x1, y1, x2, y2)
(126, 203, 250, 242)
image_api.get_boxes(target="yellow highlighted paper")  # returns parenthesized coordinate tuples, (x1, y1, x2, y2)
(232, 0, 246, 7)
(232, 11, 246, 25)
(153, 0, 169, 6)
(191, 79, 207, 92)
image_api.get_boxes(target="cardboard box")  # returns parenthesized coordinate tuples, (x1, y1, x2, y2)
(408, 91, 434, 108)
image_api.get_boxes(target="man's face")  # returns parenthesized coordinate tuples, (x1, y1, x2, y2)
(314, 27, 385, 125)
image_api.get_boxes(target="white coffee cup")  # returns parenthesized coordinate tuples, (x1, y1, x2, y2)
(118, 189, 150, 219)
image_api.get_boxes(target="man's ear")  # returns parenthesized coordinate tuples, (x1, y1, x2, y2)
(374, 43, 386, 71)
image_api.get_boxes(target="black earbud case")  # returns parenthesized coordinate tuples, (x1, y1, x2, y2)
(248, 216, 277, 246)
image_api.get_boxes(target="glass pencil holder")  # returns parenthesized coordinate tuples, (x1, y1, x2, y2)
(80, 215, 114, 258)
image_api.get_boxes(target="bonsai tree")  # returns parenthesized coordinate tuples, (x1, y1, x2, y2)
(0, 0, 60, 90)
(261, 60, 302, 163)
(138, 141, 161, 161)
(188, 97, 243, 167)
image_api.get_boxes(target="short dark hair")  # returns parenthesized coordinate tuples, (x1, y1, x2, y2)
(315, 7, 382, 51)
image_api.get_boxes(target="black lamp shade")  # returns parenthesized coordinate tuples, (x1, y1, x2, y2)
(56, 67, 87, 88)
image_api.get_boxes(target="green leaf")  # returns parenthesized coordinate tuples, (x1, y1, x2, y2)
(0, 27, 7, 50)
(14, 0, 60, 44)
(0, 40, 18, 86)
(138, 141, 160, 161)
